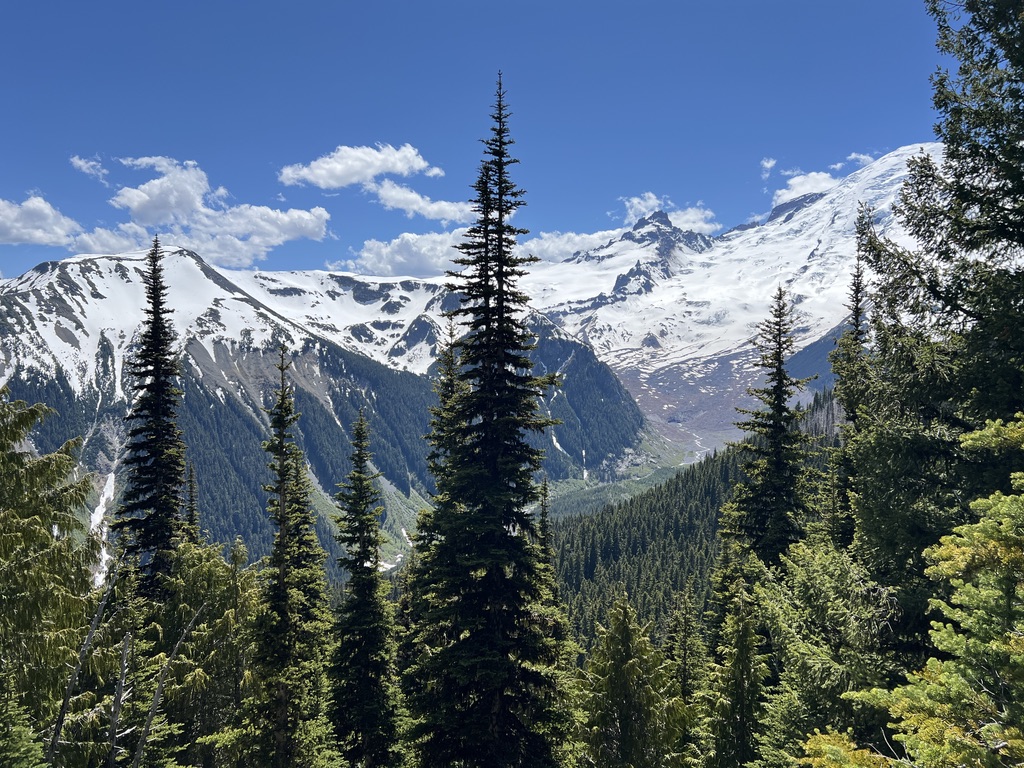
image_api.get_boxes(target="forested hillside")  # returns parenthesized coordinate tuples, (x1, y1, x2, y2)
(3, 3, 1024, 766)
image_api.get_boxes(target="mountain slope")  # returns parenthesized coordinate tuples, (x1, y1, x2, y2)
(0, 142, 934, 554)
(525, 142, 940, 447)
(0, 250, 645, 560)
(206, 143, 936, 452)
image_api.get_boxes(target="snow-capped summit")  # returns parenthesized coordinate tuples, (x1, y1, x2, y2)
(522, 142, 941, 446)
(0, 142, 940, 455)
(621, 211, 716, 258)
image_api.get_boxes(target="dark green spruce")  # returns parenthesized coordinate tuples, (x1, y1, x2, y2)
(404, 75, 572, 768)
(112, 237, 187, 597)
(248, 348, 337, 768)
(725, 285, 812, 566)
(330, 410, 401, 768)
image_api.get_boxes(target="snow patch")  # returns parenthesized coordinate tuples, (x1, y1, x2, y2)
(91, 472, 116, 585)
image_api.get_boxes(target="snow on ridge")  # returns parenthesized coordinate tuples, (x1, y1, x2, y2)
(0, 143, 935, 402)
(523, 142, 941, 379)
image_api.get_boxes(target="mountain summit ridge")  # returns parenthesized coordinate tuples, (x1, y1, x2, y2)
(1, 142, 939, 456)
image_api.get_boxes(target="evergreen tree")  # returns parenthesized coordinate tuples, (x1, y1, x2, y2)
(0, 672, 46, 768)
(158, 537, 261, 767)
(113, 237, 187, 597)
(702, 567, 771, 768)
(405, 75, 571, 768)
(847, 0, 1024, 665)
(183, 462, 201, 545)
(397, 320, 464, 731)
(249, 349, 338, 768)
(727, 285, 812, 566)
(830, 239, 870, 429)
(827, 242, 870, 547)
(331, 409, 401, 768)
(753, 531, 897, 767)
(855, 414, 1024, 766)
(424, 316, 468, 496)
(0, 388, 96, 732)
(664, 586, 709, 764)
(580, 594, 684, 768)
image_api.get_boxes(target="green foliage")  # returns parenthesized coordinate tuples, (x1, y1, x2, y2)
(404, 76, 572, 768)
(754, 531, 898, 766)
(848, 0, 1024, 669)
(856, 415, 1024, 767)
(729, 285, 813, 566)
(799, 730, 889, 767)
(247, 349, 338, 767)
(580, 594, 684, 768)
(176, 370, 273, 558)
(331, 410, 402, 768)
(555, 449, 739, 645)
(826, 244, 869, 548)
(159, 538, 261, 767)
(663, 586, 709, 763)
(114, 237, 188, 597)
(0, 388, 96, 729)
(0, 672, 46, 767)
(702, 558, 771, 768)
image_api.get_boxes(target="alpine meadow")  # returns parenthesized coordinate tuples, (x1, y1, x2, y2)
(4, 2, 1024, 766)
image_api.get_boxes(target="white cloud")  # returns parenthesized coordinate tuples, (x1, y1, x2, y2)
(668, 206, 721, 235)
(0, 196, 82, 246)
(619, 192, 674, 226)
(368, 179, 474, 224)
(70, 155, 110, 186)
(72, 223, 150, 255)
(828, 161, 846, 172)
(847, 152, 875, 167)
(760, 157, 777, 180)
(67, 156, 332, 267)
(279, 143, 442, 188)
(771, 171, 839, 208)
(521, 229, 624, 263)
(339, 229, 466, 276)
(112, 157, 210, 226)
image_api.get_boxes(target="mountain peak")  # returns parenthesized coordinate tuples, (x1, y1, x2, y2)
(622, 210, 714, 256)
(632, 210, 674, 231)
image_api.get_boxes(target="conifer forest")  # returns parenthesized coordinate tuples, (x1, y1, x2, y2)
(3, 2, 1024, 765)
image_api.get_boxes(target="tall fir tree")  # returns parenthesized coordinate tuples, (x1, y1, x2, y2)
(726, 285, 812, 566)
(847, 0, 1024, 667)
(702, 569, 771, 768)
(581, 594, 685, 768)
(823, 239, 872, 548)
(113, 237, 187, 597)
(405, 75, 571, 768)
(249, 348, 338, 768)
(664, 586, 709, 765)
(331, 409, 401, 768)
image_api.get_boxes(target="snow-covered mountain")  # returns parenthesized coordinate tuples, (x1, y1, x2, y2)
(525, 143, 940, 447)
(206, 142, 937, 450)
(0, 249, 644, 560)
(0, 142, 934, 529)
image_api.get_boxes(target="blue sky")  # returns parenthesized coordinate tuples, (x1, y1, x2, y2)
(0, 1, 939, 279)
